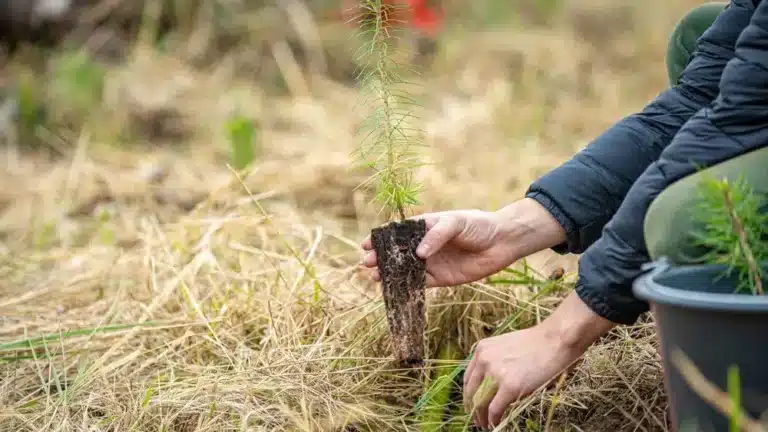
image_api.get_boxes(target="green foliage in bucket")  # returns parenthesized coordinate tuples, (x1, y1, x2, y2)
(692, 175, 768, 295)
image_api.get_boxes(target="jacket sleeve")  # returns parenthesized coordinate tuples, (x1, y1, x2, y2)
(525, 0, 756, 255)
(577, 0, 768, 325)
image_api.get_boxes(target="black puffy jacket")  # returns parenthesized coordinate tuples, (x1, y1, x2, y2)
(525, 0, 768, 325)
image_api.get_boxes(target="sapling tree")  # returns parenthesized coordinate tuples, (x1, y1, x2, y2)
(350, 0, 430, 368)
(693, 175, 768, 295)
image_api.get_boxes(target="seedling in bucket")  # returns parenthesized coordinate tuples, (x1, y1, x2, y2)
(633, 174, 768, 431)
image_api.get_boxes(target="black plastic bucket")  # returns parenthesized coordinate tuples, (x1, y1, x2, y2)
(632, 258, 768, 432)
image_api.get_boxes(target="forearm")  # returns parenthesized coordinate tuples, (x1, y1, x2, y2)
(546, 290, 617, 352)
(492, 200, 617, 349)
(493, 198, 568, 262)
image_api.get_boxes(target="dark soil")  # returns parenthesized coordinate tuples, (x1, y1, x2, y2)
(370, 218, 427, 368)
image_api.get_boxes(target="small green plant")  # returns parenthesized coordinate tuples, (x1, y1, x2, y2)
(350, 0, 431, 368)
(14, 69, 46, 146)
(693, 175, 768, 295)
(49, 49, 106, 127)
(351, 0, 426, 221)
(418, 341, 459, 431)
(225, 115, 258, 170)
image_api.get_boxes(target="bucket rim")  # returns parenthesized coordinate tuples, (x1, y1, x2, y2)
(632, 258, 768, 312)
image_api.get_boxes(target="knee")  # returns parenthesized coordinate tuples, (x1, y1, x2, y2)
(666, 2, 728, 85)
(643, 191, 669, 260)
(644, 146, 768, 262)
(643, 174, 704, 263)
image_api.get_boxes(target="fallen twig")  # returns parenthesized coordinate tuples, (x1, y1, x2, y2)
(671, 349, 767, 432)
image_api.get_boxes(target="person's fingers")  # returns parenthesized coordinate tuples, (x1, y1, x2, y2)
(417, 214, 465, 259)
(463, 370, 477, 413)
(371, 269, 380, 282)
(361, 251, 377, 268)
(363, 213, 440, 252)
(425, 272, 438, 288)
(474, 400, 490, 429)
(473, 409, 486, 430)
(471, 376, 497, 429)
(463, 353, 477, 401)
(420, 213, 441, 230)
(408, 212, 441, 228)
(463, 357, 485, 413)
(487, 379, 518, 428)
(361, 235, 372, 251)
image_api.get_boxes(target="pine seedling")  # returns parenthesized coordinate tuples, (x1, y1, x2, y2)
(692, 175, 768, 295)
(350, 0, 430, 368)
(351, 0, 426, 220)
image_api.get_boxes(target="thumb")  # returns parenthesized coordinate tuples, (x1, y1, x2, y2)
(416, 214, 465, 259)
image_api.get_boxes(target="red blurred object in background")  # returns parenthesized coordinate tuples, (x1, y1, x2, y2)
(407, 0, 442, 36)
(340, 0, 443, 37)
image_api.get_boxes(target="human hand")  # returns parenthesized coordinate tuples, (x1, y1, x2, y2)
(463, 291, 616, 429)
(360, 198, 568, 288)
(360, 209, 515, 288)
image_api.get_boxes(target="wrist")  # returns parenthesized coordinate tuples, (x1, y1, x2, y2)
(545, 290, 617, 353)
(492, 198, 568, 261)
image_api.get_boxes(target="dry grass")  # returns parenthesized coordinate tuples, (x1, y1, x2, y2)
(0, 0, 706, 430)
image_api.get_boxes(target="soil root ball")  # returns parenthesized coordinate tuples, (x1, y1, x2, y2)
(370, 218, 427, 368)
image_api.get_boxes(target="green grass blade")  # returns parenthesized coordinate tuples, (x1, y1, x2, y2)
(727, 364, 741, 432)
(0, 322, 159, 353)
